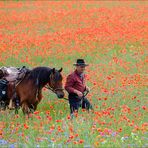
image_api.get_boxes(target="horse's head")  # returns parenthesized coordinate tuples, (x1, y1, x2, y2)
(48, 68, 64, 98)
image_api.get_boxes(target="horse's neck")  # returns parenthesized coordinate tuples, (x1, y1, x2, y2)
(33, 68, 51, 88)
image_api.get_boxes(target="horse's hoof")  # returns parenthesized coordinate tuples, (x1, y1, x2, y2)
(8, 107, 15, 110)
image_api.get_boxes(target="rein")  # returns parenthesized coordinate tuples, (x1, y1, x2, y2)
(60, 90, 89, 101)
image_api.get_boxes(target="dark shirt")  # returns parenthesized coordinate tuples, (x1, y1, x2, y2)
(65, 70, 86, 94)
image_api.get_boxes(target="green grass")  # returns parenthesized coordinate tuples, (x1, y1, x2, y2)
(0, 1, 148, 147)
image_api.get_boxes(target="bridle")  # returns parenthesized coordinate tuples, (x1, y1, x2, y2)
(45, 83, 64, 93)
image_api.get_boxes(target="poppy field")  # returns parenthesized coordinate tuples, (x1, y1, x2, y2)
(0, 1, 148, 147)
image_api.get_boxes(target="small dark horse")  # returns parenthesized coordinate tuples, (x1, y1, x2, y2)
(7, 67, 64, 114)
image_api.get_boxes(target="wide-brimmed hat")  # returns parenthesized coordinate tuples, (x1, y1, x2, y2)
(73, 59, 89, 66)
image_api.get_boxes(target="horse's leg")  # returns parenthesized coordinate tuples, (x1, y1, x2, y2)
(8, 99, 13, 109)
(29, 104, 36, 113)
(32, 90, 42, 111)
(37, 90, 42, 103)
(30, 90, 42, 112)
(7, 83, 14, 109)
(8, 93, 16, 110)
(7, 82, 19, 110)
(29, 102, 39, 113)
(21, 102, 30, 115)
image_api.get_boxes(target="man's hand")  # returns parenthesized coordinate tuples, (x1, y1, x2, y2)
(74, 90, 83, 98)
(85, 86, 90, 92)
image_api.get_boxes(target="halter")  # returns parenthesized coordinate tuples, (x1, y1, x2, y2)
(45, 84, 64, 93)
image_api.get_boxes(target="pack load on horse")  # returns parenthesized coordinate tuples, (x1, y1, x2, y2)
(0, 66, 30, 110)
(1, 66, 64, 115)
(0, 79, 8, 109)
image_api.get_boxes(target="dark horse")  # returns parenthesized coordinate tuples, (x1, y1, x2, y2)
(7, 67, 64, 114)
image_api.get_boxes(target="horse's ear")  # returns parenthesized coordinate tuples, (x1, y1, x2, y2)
(58, 67, 63, 73)
(52, 68, 55, 74)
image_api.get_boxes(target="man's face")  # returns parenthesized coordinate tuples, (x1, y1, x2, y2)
(76, 65, 86, 74)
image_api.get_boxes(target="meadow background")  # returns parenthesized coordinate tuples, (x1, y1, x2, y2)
(0, 1, 148, 148)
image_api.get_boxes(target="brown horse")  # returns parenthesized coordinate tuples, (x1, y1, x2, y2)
(7, 66, 64, 114)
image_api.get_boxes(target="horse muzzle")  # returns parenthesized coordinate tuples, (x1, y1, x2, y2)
(56, 92, 64, 98)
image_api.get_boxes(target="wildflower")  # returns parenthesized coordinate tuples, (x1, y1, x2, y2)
(73, 141, 78, 144)
(24, 123, 29, 129)
(97, 128, 102, 132)
(34, 111, 39, 115)
(118, 128, 122, 132)
(67, 115, 71, 120)
(104, 97, 107, 101)
(56, 119, 62, 122)
(121, 136, 129, 142)
(0, 139, 8, 145)
(69, 135, 74, 139)
(142, 106, 146, 110)
(79, 139, 84, 144)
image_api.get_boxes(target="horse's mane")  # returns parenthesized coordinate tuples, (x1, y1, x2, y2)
(28, 67, 52, 87)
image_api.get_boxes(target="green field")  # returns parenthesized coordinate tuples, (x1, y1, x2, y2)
(0, 1, 148, 148)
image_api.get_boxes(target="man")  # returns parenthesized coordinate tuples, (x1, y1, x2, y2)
(65, 59, 93, 116)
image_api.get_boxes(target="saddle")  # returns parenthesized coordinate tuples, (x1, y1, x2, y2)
(16, 66, 31, 81)
(0, 66, 30, 82)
